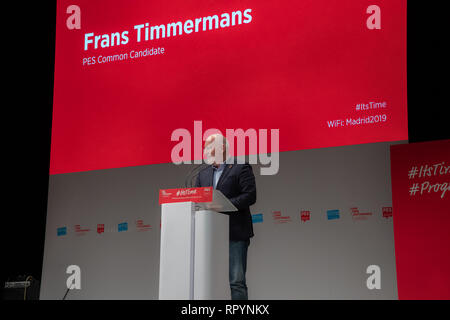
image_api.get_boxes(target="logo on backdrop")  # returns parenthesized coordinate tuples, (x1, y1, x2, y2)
(159, 187, 213, 204)
(252, 213, 263, 224)
(349, 207, 373, 222)
(136, 219, 152, 232)
(382, 207, 393, 219)
(118, 222, 128, 232)
(57, 226, 67, 236)
(300, 210, 311, 222)
(272, 210, 292, 224)
(327, 209, 340, 220)
(74, 224, 90, 236)
(97, 224, 105, 234)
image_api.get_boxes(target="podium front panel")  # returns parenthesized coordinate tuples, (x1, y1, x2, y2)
(159, 201, 195, 299)
(194, 210, 229, 299)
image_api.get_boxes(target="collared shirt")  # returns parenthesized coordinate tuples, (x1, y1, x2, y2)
(212, 157, 232, 189)
(212, 162, 226, 189)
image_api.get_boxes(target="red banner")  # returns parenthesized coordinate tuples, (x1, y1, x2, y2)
(390, 139, 450, 299)
(50, 0, 407, 174)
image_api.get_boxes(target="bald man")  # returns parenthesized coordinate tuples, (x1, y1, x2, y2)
(195, 134, 256, 300)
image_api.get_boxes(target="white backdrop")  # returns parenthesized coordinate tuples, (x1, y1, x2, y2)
(40, 140, 404, 299)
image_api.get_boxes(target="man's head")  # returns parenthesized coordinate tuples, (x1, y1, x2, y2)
(204, 133, 230, 166)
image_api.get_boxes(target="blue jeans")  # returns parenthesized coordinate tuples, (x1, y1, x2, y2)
(229, 239, 250, 300)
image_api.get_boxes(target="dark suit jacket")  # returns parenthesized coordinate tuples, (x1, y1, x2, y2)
(195, 161, 256, 241)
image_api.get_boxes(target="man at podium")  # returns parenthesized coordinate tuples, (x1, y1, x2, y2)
(195, 134, 257, 300)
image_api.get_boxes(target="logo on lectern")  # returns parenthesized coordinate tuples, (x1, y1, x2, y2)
(159, 187, 213, 204)
(176, 189, 198, 196)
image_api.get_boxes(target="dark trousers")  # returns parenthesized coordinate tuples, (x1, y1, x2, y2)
(229, 239, 250, 300)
